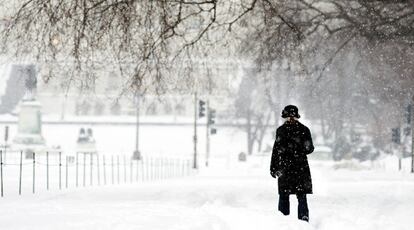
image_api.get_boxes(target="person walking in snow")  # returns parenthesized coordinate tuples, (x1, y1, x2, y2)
(270, 105, 314, 222)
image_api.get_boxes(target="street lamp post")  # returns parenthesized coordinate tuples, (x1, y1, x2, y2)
(193, 92, 198, 169)
(133, 94, 141, 160)
(205, 99, 210, 167)
(411, 95, 414, 173)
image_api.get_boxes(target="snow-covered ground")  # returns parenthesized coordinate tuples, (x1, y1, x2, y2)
(0, 115, 412, 229)
(0, 158, 413, 230)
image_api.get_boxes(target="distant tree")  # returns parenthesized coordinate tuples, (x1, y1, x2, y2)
(234, 69, 273, 155)
(75, 100, 91, 115)
(94, 101, 105, 116)
(146, 103, 157, 116)
(174, 102, 186, 116)
(110, 101, 121, 115)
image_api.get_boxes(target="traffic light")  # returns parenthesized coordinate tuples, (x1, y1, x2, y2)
(208, 109, 216, 125)
(199, 100, 206, 118)
(406, 104, 412, 124)
(210, 128, 217, 135)
(392, 128, 401, 144)
(4, 126, 8, 142)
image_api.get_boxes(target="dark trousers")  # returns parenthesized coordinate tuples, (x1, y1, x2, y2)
(278, 194, 309, 221)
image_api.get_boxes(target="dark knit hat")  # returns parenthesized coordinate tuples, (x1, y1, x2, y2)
(281, 105, 300, 118)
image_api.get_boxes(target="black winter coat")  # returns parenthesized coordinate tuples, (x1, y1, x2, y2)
(270, 121, 314, 194)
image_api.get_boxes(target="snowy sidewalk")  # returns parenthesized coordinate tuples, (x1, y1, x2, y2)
(0, 162, 413, 230)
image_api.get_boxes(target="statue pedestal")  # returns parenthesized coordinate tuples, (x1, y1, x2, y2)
(13, 100, 45, 147)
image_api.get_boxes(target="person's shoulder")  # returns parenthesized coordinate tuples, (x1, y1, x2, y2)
(297, 122, 311, 131)
(276, 124, 286, 133)
(277, 123, 288, 129)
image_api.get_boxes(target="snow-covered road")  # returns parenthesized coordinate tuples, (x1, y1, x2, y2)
(0, 161, 413, 230)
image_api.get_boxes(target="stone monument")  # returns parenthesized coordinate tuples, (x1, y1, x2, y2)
(13, 64, 45, 147)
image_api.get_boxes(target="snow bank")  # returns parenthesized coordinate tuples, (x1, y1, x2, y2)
(0, 158, 413, 230)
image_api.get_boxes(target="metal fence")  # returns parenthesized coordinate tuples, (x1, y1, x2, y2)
(0, 150, 193, 197)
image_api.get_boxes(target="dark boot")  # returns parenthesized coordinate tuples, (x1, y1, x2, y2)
(278, 194, 290, 215)
(297, 194, 309, 222)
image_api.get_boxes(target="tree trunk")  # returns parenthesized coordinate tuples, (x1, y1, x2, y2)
(256, 112, 271, 153)
(246, 110, 254, 155)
